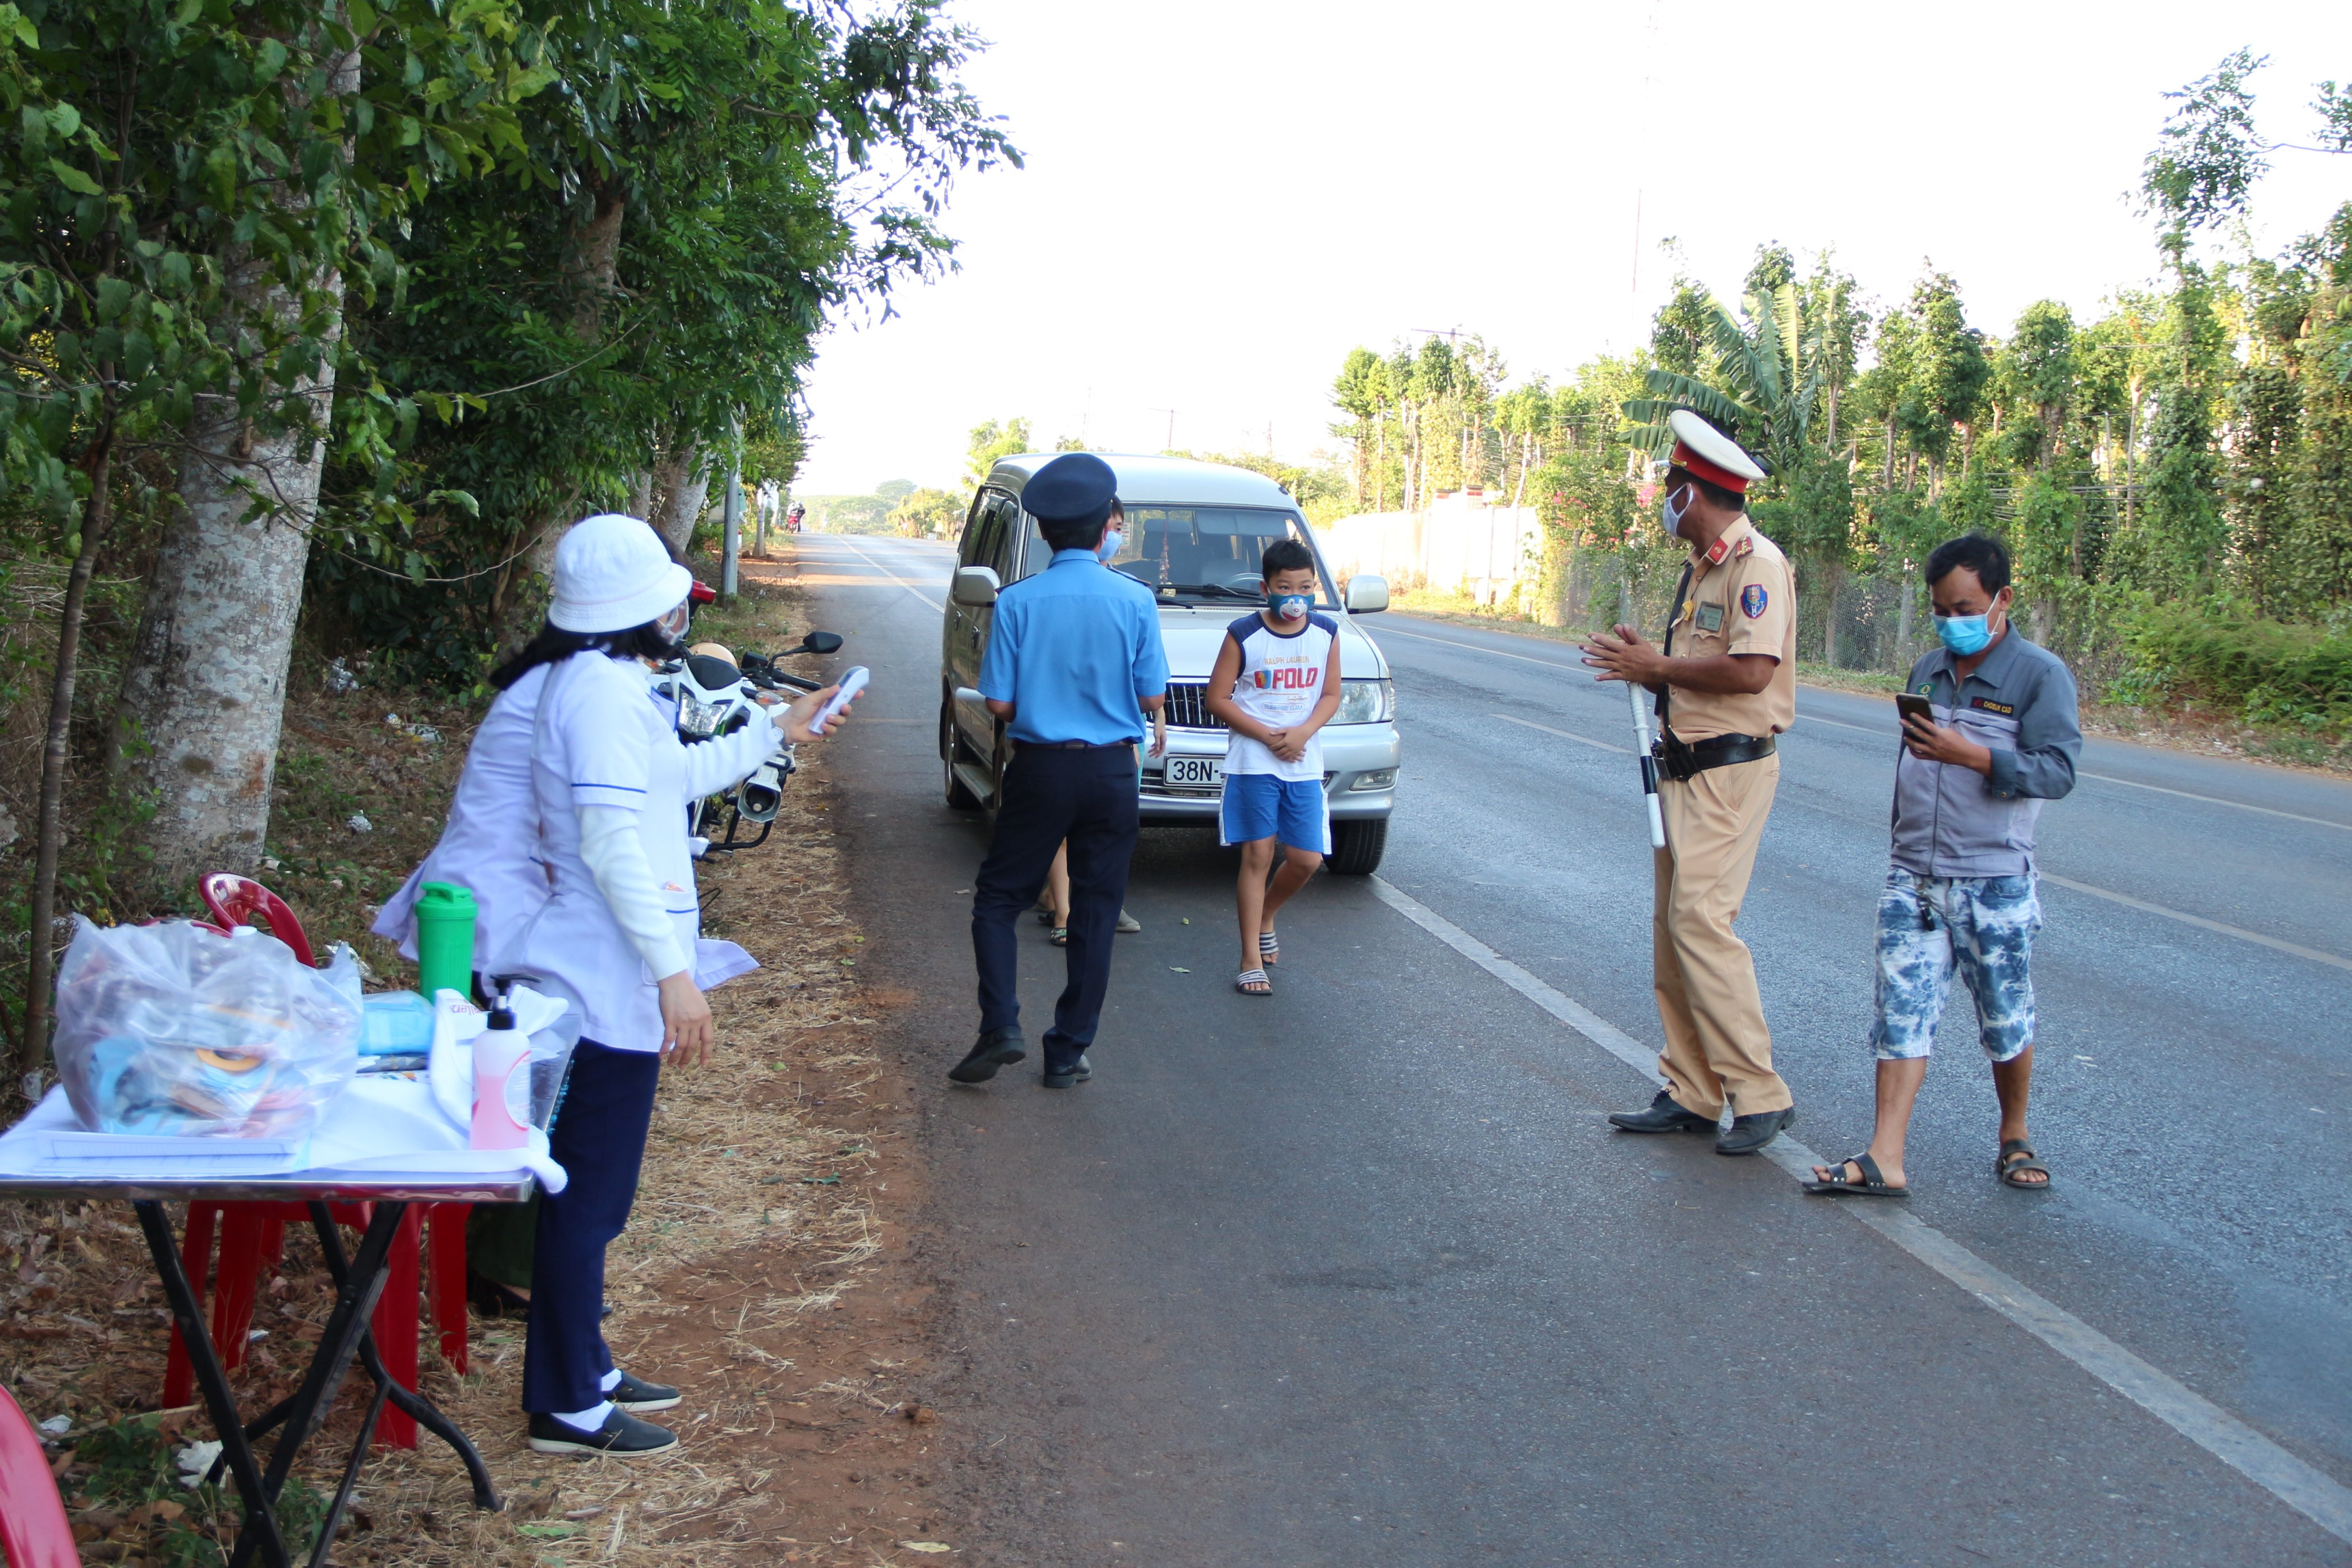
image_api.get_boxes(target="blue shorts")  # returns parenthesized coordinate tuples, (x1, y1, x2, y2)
(1869, 868, 2041, 1062)
(1219, 773, 1330, 853)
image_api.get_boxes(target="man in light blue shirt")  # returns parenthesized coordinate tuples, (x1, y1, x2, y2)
(951, 455, 1169, 1090)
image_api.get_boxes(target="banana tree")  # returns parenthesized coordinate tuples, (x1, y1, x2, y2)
(1622, 281, 1828, 482)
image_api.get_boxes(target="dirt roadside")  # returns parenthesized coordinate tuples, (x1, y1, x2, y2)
(2, 558, 983, 1567)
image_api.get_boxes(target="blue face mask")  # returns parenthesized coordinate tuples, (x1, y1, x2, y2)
(1271, 593, 1312, 622)
(1095, 528, 1123, 562)
(1934, 612, 1993, 656)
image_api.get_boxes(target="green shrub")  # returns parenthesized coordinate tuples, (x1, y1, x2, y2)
(2122, 598, 2352, 735)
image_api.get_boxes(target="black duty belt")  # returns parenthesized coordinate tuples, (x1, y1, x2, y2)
(1652, 731, 1776, 782)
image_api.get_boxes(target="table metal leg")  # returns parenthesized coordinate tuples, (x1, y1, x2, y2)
(308, 1374, 391, 1568)
(305, 1204, 501, 1513)
(133, 1200, 293, 1568)
(225, 1203, 405, 1568)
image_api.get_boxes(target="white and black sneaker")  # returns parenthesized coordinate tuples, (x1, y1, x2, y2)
(527, 1408, 678, 1457)
(609, 1370, 681, 1412)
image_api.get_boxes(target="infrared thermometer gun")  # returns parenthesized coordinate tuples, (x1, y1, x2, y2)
(810, 666, 868, 735)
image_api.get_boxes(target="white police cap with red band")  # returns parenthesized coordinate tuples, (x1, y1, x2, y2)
(1668, 408, 1766, 493)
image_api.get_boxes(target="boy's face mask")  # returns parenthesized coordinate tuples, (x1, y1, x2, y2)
(1096, 527, 1123, 562)
(1270, 592, 1312, 622)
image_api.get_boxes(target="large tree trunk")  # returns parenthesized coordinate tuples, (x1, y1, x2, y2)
(520, 180, 630, 584)
(653, 442, 708, 555)
(114, 43, 357, 897)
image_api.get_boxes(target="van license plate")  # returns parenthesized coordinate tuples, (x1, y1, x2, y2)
(1164, 756, 1223, 788)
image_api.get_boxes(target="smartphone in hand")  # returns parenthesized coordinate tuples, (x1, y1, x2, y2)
(1897, 692, 1934, 728)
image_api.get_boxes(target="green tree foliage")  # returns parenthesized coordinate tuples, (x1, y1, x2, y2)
(965, 415, 1033, 485)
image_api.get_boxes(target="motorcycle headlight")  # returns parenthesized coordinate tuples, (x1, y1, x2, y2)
(1334, 678, 1395, 724)
(676, 696, 727, 740)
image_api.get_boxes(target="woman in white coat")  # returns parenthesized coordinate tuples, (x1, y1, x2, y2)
(495, 513, 847, 1457)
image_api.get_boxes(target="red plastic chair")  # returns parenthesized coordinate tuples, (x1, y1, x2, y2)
(159, 875, 470, 1449)
(162, 1203, 471, 1450)
(197, 874, 317, 965)
(0, 1381, 76, 1568)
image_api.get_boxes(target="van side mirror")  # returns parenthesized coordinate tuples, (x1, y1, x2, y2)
(951, 565, 1001, 608)
(1345, 574, 1389, 614)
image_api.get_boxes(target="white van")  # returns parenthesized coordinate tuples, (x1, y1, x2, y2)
(939, 454, 1400, 874)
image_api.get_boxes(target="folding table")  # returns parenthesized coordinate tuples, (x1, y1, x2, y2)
(0, 1167, 531, 1568)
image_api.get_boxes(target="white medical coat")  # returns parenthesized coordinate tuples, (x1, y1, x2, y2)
(508, 651, 780, 1051)
(373, 663, 553, 971)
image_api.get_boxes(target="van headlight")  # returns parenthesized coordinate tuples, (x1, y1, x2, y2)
(1334, 678, 1395, 724)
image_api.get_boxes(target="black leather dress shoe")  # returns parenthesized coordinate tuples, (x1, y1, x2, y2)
(1040, 1053, 1092, 1089)
(527, 1408, 677, 1456)
(948, 1026, 1025, 1084)
(1715, 1104, 1796, 1156)
(1607, 1090, 1717, 1134)
(608, 1370, 680, 1412)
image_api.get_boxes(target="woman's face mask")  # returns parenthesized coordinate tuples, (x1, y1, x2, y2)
(655, 600, 692, 646)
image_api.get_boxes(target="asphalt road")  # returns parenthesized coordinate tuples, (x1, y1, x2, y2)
(790, 532, 2352, 1567)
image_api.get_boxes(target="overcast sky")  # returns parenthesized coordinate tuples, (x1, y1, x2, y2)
(790, 0, 2352, 497)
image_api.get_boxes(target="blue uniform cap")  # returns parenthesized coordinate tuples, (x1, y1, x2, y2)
(1020, 452, 1119, 526)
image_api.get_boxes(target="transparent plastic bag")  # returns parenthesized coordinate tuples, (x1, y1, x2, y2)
(53, 917, 362, 1139)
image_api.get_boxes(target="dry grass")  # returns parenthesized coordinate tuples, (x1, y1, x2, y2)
(5, 561, 949, 1567)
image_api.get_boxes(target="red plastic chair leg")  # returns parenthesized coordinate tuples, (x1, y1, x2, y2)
(210, 1210, 272, 1373)
(425, 1204, 471, 1374)
(161, 1202, 221, 1410)
(371, 1208, 423, 1449)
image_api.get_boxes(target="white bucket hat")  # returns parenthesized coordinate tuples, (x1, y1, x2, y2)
(547, 513, 695, 633)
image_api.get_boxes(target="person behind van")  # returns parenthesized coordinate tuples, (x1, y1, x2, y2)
(1207, 538, 1342, 996)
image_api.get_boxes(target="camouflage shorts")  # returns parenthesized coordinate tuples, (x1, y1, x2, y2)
(1869, 868, 2041, 1063)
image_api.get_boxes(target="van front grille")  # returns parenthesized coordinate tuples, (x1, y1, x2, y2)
(1163, 682, 1226, 729)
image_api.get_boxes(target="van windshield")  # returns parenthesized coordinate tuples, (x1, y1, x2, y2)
(1025, 505, 1334, 605)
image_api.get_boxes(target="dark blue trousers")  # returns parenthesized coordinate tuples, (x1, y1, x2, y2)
(522, 1037, 661, 1414)
(971, 746, 1141, 1072)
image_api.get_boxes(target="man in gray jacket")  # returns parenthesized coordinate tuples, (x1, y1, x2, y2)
(1804, 534, 2081, 1198)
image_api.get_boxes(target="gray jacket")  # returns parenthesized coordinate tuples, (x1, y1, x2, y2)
(1891, 630, 2081, 878)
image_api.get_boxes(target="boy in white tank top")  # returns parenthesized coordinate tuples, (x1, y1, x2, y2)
(1206, 538, 1342, 996)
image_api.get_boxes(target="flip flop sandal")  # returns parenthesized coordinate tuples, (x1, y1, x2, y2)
(1235, 968, 1272, 997)
(1048, 926, 1069, 947)
(1259, 930, 1280, 967)
(1801, 1151, 1909, 1198)
(1996, 1140, 2052, 1191)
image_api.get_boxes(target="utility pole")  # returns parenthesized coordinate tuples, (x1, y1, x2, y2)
(1149, 407, 1178, 450)
(720, 412, 743, 600)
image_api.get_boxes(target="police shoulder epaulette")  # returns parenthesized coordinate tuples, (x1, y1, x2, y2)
(1733, 534, 1755, 559)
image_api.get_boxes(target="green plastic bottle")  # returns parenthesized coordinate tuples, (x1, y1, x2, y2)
(413, 881, 477, 1002)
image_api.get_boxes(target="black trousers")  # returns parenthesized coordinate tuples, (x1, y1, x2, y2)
(521, 1037, 661, 1414)
(971, 746, 1141, 1071)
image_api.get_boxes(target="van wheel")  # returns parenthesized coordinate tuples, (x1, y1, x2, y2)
(1327, 818, 1388, 876)
(943, 705, 982, 810)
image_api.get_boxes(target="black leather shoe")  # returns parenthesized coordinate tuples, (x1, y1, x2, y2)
(948, 1026, 1025, 1084)
(1715, 1105, 1796, 1156)
(527, 1408, 678, 1456)
(608, 1370, 680, 1412)
(1607, 1090, 1717, 1135)
(1040, 1053, 1092, 1089)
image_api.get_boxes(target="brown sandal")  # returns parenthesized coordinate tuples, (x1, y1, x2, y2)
(1996, 1140, 2051, 1190)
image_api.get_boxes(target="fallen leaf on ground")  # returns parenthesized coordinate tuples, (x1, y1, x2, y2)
(899, 1544, 953, 1555)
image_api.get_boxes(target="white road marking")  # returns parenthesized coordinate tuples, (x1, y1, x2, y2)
(1381, 618, 2351, 832)
(827, 534, 947, 612)
(1490, 712, 1632, 755)
(1789, 713, 2352, 832)
(2037, 872, 2352, 974)
(1366, 874, 2352, 1548)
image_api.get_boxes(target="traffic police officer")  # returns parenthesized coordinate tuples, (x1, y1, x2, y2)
(949, 453, 1169, 1089)
(1582, 411, 1799, 1155)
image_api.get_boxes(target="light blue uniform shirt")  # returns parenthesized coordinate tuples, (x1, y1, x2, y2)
(979, 549, 1169, 746)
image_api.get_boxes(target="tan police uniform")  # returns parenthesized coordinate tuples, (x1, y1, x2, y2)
(1652, 512, 1797, 1119)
